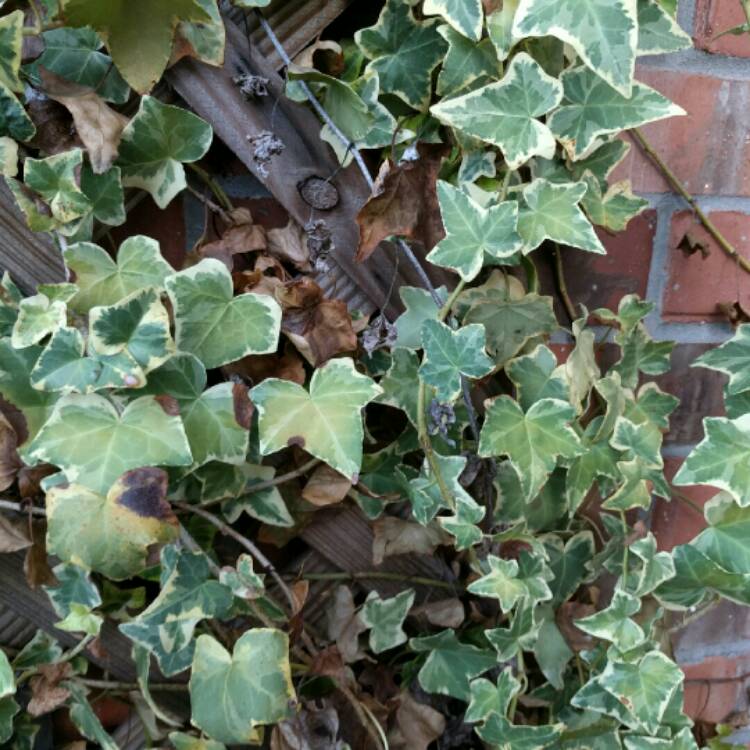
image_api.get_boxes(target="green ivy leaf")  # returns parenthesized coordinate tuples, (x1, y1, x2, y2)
(64, 236, 173, 314)
(251, 358, 381, 481)
(133, 645, 182, 728)
(597, 651, 684, 734)
(120, 546, 234, 676)
(419, 320, 494, 403)
(692, 493, 750, 577)
(518, 179, 605, 255)
(486, 0, 520, 62)
(377, 348, 420, 426)
(423, 0, 483, 41)
(89, 287, 175, 383)
(549, 66, 683, 161)
(44, 562, 102, 635)
(479, 396, 582, 502)
(464, 292, 557, 366)
(12, 631, 63, 669)
(169, 732, 227, 750)
(26, 394, 193, 493)
(405, 452, 472, 525)
(0, 10, 23, 92)
(0, 135, 16, 177)
(410, 629, 497, 701)
(426, 181, 522, 281)
(77, 163, 126, 233)
(117, 96, 213, 208)
(694, 324, 750, 395)
(431, 53, 563, 169)
(545, 531, 595, 604)
(0, 647, 14, 699)
(355, 0, 447, 110)
(0, 83, 34, 141)
(61, 0, 213, 93)
(166, 258, 281, 369)
(394, 286, 447, 350)
(29, 327, 102, 394)
(10, 294, 67, 349)
(190, 629, 294, 744)
(513, 0, 638, 96)
(66, 683, 118, 750)
(506, 345, 569, 411)
(436, 25, 499, 97)
(223, 465, 294, 528)
(46, 467, 179, 580)
(637, 0, 692, 55)
(465, 669, 521, 723)
(576, 589, 645, 650)
(438, 495, 486, 549)
(477, 715, 564, 749)
(581, 173, 649, 232)
(33, 27, 130, 103)
(23, 148, 91, 225)
(467, 554, 528, 612)
(360, 589, 415, 654)
(484, 600, 540, 660)
(0, 339, 58, 440)
(628, 533, 676, 597)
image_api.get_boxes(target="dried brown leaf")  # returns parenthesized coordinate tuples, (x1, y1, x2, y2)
(266, 220, 312, 272)
(223, 346, 306, 386)
(24, 520, 55, 589)
(372, 517, 447, 565)
(302, 465, 352, 507)
(293, 40, 344, 75)
(355, 143, 449, 262)
(389, 691, 445, 750)
(271, 701, 346, 750)
(199, 223, 267, 271)
(412, 597, 464, 628)
(327, 585, 367, 663)
(0, 410, 20, 492)
(0, 514, 31, 553)
(27, 662, 73, 717)
(41, 69, 128, 174)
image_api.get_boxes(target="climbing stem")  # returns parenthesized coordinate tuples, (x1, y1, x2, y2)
(417, 380, 456, 511)
(286, 570, 462, 591)
(187, 163, 234, 214)
(553, 244, 577, 323)
(631, 128, 750, 275)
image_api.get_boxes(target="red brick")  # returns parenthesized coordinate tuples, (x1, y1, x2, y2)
(663, 210, 750, 322)
(652, 457, 716, 552)
(539, 211, 656, 319)
(682, 654, 750, 723)
(611, 68, 750, 196)
(695, 0, 750, 58)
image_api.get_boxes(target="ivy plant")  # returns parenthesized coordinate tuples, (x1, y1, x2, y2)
(0, 0, 746, 748)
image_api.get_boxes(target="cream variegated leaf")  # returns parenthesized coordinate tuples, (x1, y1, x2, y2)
(513, 0, 638, 96)
(637, 0, 692, 55)
(30, 327, 101, 394)
(431, 53, 562, 169)
(360, 589, 415, 654)
(23, 149, 91, 225)
(487, 0, 521, 62)
(251, 358, 381, 481)
(10, 294, 67, 349)
(436, 25, 499, 97)
(0, 10, 23, 93)
(423, 0, 483, 41)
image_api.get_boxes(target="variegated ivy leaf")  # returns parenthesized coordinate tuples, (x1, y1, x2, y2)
(581, 173, 648, 232)
(190, 629, 294, 744)
(0, 10, 23, 93)
(251, 358, 381, 481)
(611, 416, 664, 469)
(597, 651, 684, 734)
(518, 179, 605, 255)
(62, 0, 213, 93)
(26, 394, 192, 493)
(624, 727, 698, 750)
(465, 669, 521, 723)
(0, 272, 21, 337)
(120, 546, 234, 676)
(64, 236, 173, 314)
(377, 348, 420, 426)
(166, 258, 282, 369)
(544, 531, 595, 605)
(486, 0, 520, 61)
(438, 495, 486, 550)
(549, 66, 684, 161)
(637, 0, 692, 55)
(30, 327, 100, 394)
(222, 465, 294, 528)
(230, 0, 271, 6)
(467, 554, 527, 612)
(419, 320, 494, 403)
(464, 292, 557, 366)
(458, 149, 496, 184)
(12, 631, 63, 669)
(89, 287, 175, 383)
(23, 148, 91, 225)
(485, 601, 540, 661)
(423, 0, 483, 41)
(479, 396, 582, 502)
(0, 339, 58, 440)
(44, 562, 102, 636)
(410, 629, 497, 701)
(143, 353, 251, 468)
(431, 53, 562, 169)
(694, 323, 750, 395)
(513, 0, 638, 96)
(426, 181, 522, 281)
(628, 532, 676, 597)
(576, 589, 644, 651)
(0, 77, 34, 141)
(46, 468, 179, 580)
(394, 285, 447, 350)
(566, 423, 620, 512)
(360, 589, 415, 654)
(0, 136, 16, 177)
(176, 0, 226, 67)
(117, 96, 213, 208)
(436, 25, 499, 97)
(73, 163, 127, 238)
(405, 452, 473, 525)
(506, 345, 569, 411)
(32, 27, 130, 104)
(477, 715, 563, 749)
(355, 0, 447, 110)
(219, 553, 265, 600)
(169, 732, 227, 750)
(66, 683, 118, 750)
(10, 294, 67, 349)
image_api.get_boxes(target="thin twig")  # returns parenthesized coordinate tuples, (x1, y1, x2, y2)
(285, 570, 462, 591)
(187, 163, 234, 214)
(0, 499, 46, 517)
(197, 458, 320, 511)
(175, 502, 297, 614)
(553, 244, 577, 323)
(631, 127, 750, 275)
(78, 678, 187, 693)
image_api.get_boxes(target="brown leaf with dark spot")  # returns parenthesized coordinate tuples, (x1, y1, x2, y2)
(28, 662, 73, 717)
(40, 69, 128, 174)
(0, 514, 31, 553)
(389, 691, 446, 750)
(199, 223, 267, 272)
(223, 347, 306, 386)
(24, 520, 56, 589)
(372, 517, 448, 565)
(302, 465, 352, 507)
(355, 143, 450, 262)
(0, 410, 20, 492)
(116, 468, 175, 524)
(231, 381, 254, 430)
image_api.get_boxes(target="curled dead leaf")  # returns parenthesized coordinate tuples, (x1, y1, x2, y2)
(293, 39, 344, 75)
(266, 220, 312, 272)
(199, 222, 267, 272)
(271, 701, 347, 750)
(24, 519, 56, 589)
(0, 410, 21, 492)
(0, 514, 31, 553)
(223, 346, 306, 387)
(412, 598, 465, 629)
(372, 517, 448, 565)
(389, 691, 446, 750)
(302, 465, 352, 507)
(327, 585, 367, 663)
(28, 662, 73, 717)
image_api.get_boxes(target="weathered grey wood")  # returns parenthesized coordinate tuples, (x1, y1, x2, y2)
(0, 182, 65, 293)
